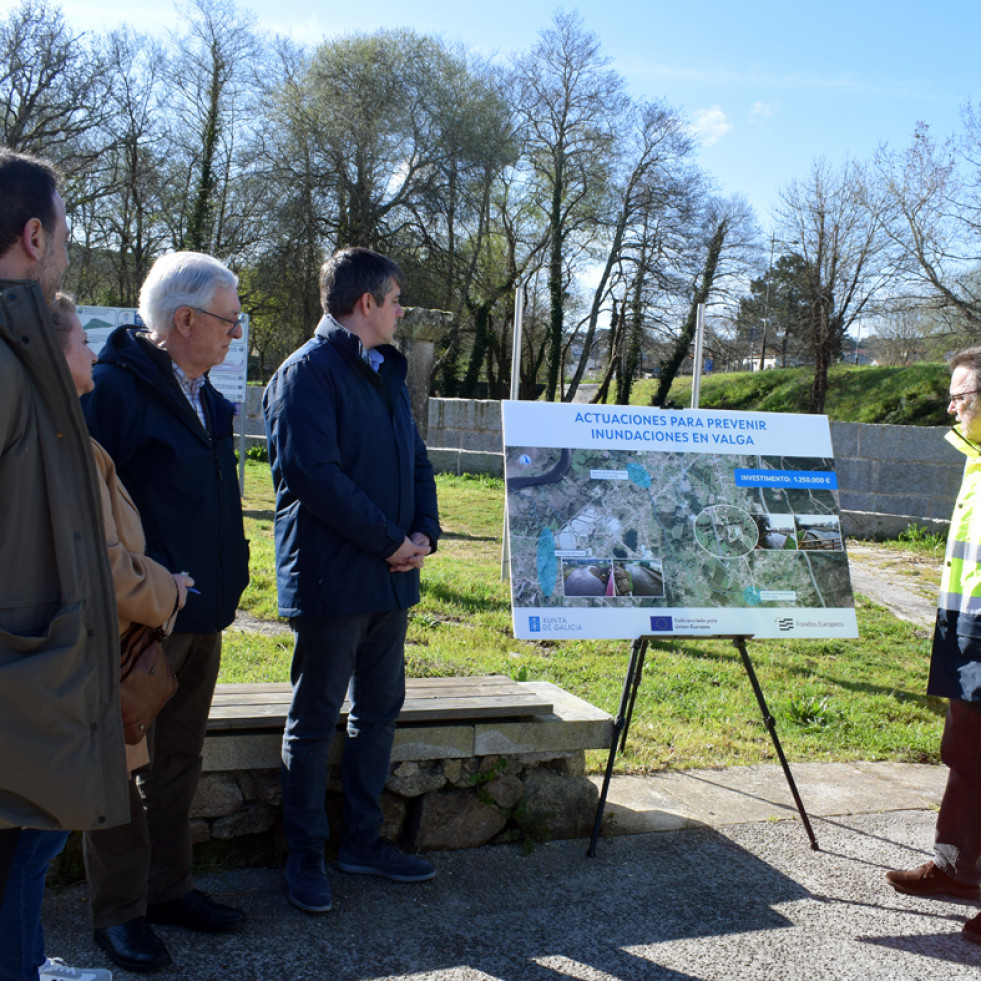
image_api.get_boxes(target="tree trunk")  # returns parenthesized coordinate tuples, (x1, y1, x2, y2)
(651, 217, 728, 407)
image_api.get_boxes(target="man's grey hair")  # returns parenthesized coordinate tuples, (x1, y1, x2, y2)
(950, 347, 981, 391)
(139, 251, 238, 340)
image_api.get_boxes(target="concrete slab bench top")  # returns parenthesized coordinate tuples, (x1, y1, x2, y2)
(207, 675, 555, 731)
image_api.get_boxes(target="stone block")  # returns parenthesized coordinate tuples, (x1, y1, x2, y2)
(442, 759, 462, 784)
(834, 457, 872, 494)
(876, 461, 943, 497)
(386, 761, 448, 797)
(203, 733, 282, 771)
(391, 724, 474, 761)
(427, 448, 503, 477)
(484, 774, 524, 810)
(840, 491, 878, 514)
(875, 494, 932, 518)
(828, 422, 858, 458)
(190, 818, 211, 845)
(254, 770, 282, 806)
(210, 802, 277, 840)
(236, 771, 256, 801)
(474, 683, 612, 756)
(841, 510, 942, 540)
(409, 788, 506, 850)
(519, 769, 598, 841)
(446, 758, 481, 787)
(191, 773, 243, 819)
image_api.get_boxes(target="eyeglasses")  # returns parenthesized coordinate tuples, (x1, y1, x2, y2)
(948, 389, 981, 407)
(191, 307, 244, 330)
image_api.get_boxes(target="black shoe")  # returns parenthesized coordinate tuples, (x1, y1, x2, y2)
(146, 888, 246, 933)
(93, 917, 172, 972)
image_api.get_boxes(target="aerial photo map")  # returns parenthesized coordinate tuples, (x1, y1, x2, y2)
(502, 402, 857, 640)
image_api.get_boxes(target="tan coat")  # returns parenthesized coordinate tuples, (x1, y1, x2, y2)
(92, 439, 179, 771)
(0, 280, 128, 831)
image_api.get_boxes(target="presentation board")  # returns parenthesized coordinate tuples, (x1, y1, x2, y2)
(77, 305, 250, 404)
(502, 401, 858, 641)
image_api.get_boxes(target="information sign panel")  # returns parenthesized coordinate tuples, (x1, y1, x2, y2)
(502, 401, 858, 640)
(76, 305, 249, 404)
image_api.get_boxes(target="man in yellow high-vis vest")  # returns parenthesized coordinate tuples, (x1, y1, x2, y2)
(887, 347, 981, 944)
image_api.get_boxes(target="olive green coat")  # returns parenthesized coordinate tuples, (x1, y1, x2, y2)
(0, 280, 128, 831)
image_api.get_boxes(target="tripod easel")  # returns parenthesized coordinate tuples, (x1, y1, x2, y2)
(586, 634, 819, 857)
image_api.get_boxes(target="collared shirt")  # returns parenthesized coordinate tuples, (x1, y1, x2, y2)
(314, 313, 385, 373)
(172, 361, 208, 431)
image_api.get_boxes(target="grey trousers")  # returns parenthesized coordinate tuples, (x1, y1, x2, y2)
(83, 632, 221, 928)
(935, 698, 981, 884)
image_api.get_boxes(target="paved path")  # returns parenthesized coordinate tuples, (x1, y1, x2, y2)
(42, 762, 977, 981)
(41, 544, 961, 979)
(846, 543, 939, 629)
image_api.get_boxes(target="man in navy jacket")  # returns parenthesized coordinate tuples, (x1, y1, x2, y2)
(81, 252, 250, 971)
(263, 247, 440, 913)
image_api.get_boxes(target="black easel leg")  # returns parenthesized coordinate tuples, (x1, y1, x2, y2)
(587, 638, 648, 857)
(733, 637, 819, 851)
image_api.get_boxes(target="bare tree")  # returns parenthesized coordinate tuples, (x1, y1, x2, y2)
(165, 0, 262, 261)
(867, 302, 927, 365)
(512, 10, 629, 401)
(651, 196, 759, 406)
(563, 98, 694, 401)
(0, 0, 111, 173)
(67, 29, 172, 305)
(776, 159, 894, 413)
(875, 118, 981, 333)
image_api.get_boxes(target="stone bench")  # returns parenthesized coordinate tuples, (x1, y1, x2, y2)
(194, 676, 613, 851)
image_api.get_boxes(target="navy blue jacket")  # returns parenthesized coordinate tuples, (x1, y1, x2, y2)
(82, 327, 249, 633)
(263, 317, 440, 618)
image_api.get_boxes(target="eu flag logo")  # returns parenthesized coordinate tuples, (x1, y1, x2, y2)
(650, 616, 673, 632)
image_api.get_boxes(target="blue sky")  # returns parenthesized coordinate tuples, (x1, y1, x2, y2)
(53, 0, 980, 227)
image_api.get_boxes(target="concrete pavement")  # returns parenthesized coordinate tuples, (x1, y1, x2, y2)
(40, 761, 981, 981)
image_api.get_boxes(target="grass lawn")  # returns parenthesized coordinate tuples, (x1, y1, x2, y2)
(224, 461, 946, 773)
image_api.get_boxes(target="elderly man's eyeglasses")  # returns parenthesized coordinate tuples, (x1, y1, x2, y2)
(191, 307, 244, 330)
(949, 390, 981, 407)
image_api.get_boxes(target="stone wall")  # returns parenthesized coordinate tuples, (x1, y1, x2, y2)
(186, 682, 612, 853)
(188, 751, 598, 853)
(828, 421, 963, 537)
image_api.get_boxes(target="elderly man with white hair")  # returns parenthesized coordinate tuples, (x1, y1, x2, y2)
(80, 252, 250, 972)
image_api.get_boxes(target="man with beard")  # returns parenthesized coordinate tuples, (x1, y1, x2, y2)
(0, 150, 127, 978)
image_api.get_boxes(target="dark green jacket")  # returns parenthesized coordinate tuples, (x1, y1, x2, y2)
(0, 280, 128, 831)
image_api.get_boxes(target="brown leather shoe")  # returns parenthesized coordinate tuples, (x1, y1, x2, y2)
(886, 861, 980, 899)
(963, 911, 981, 944)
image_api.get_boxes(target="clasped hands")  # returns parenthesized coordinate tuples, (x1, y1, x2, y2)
(385, 532, 432, 573)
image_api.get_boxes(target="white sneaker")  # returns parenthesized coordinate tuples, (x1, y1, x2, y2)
(39, 957, 112, 981)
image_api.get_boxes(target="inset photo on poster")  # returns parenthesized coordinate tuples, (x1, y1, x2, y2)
(612, 560, 665, 598)
(753, 513, 798, 550)
(562, 559, 613, 597)
(795, 515, 843, 550)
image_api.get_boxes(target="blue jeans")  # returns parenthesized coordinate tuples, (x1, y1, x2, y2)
(281, 610, 407, 855)
(0, 828, 70, 981)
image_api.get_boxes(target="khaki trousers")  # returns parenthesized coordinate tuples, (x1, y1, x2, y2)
(83, 632, 221, 928)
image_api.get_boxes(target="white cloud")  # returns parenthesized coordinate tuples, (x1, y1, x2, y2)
(749, 101, 777, 123)
(689, 107, 733, 146)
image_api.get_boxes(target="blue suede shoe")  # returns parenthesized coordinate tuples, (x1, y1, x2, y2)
(337, 839, 435, 882)
(286, 852, 333, 912)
